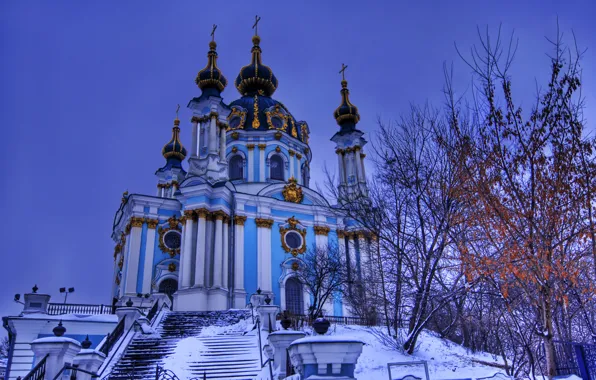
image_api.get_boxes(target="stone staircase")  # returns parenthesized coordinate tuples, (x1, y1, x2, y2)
(107, 310, 261, 380)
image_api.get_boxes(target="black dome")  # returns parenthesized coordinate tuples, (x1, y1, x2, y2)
(235, 36, 278, 97)
(196, 41, 227, 93)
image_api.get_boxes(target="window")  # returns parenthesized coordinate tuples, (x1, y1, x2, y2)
(229, 155, 244, 180)
(301, 164, 309, 187)
(285, 277, 303, 315)
(270, 154, 284, 180)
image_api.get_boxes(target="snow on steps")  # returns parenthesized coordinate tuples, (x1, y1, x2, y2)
(106, 310, 259, 380)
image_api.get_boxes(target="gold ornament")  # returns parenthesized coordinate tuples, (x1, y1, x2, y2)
(158, 219, 182, 258)
(228, 107, 247, 130)
(282, 177, 303, 203)
(300, 123, 309, 144)
(252, 95, 260, 129)
(291, 262, 300, 271)
(231, 132, 239, 140)
(146, 219, 159, 229)
(288, 150, 295, 156)
(130, 217, 144, 228)
(274, 132, 282, 140)
(247, 143, 255, 150)
(234, 215, 247, 226)
(258, 143, 267, 150)
(314, 226, 330, 236)
(168, 263, 177, 272)
(279, 216, 307, 256)
(255, 218, 274, 228)
(275, 146, 281, 153)
(265, 104, 288, 130)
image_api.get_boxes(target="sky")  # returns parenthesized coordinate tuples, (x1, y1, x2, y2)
(0, 0, 594, 325)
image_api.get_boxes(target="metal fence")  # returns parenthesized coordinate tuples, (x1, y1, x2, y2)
(553, 340, 596, 380)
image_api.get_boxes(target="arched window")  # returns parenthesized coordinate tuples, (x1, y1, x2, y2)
(285, 277, 304, 315)
(229, 155, 244, 180)
(301, 164, 309, 187)
(158, 278, 178, 302)
(270, 154, 284, 181)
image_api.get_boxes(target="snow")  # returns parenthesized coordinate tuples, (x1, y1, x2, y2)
(19, 313, 118, 323)
(324, 325, 507, 380)
(31, 336, 81, 345)
(290, 335, 364, 345)
(161, 337, 206, 380)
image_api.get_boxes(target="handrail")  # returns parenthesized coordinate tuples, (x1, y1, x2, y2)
(20, 354, 49, 380)
(52, 364, 99, 380)
(47, 303, 114, 316)
(146, 301, 159, 322)
(95, 320, 142, 379)
(98, 318, 125, 356)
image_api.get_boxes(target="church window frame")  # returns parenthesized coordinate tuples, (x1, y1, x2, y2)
(284, 276, 304, 315)
(228, 154, 245, 181)
(268, 153, 286, 181)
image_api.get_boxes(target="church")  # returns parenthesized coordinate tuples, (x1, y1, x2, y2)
(110, 22, 372, 316)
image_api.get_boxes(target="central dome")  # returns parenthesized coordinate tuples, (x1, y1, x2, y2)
(228, 94, 308, 142)
(234, 36, 278, 97)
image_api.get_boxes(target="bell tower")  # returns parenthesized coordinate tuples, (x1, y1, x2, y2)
(330, 64, 368, 200)
(187, 25, 230, 182)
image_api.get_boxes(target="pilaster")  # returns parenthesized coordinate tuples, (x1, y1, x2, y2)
(124, 217, 143, 295)
(256, 218, 274, 292)
(247, 144, 255, 181)
(141, 219, 158, 294)
(212, 212, 224, 288)
(233, 215, 247, 307)
(180, 211, 195, 288)
(258, 144, 266, 181)
(193, 209, 208, 287)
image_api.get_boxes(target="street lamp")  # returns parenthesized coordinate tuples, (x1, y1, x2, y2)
(59, 287, 75, 304)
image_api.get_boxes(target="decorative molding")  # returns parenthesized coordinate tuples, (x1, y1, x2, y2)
(232, 146, 238, 153)
(288, 149, 295, 156)
(146, 219, 159, 229)
(314, 226, 330, 236)
(291, 262, 300, 271)
(231, 132, 239, 140)
(360, 153, 366, 158)
(168, 263, 177, 272)
(209, 111, 219, 118)
(183, 210, 195, 219)
(337, 230, 345, 238)
(158, 219, 182, 257)
(255, 218, 274, 228)
(275, 146, 281, 153)
(213, 210, 226, 221)
(303, 147, 310, 154)
(196, 208, 209, 219)
(130, 217, 145, 228)
(247, 143, 255, 151)
(296, 153, 303, 159)
(191, 115, 201, 123)
(335, 148, 344, 154)
(258, 143, 267, 150)
(274, 132, 282, 140)
(234, 215, 247, 226)
(354, 146, 361, 151)
(279, 216, 307, 256)
(282, 177, 303, 203)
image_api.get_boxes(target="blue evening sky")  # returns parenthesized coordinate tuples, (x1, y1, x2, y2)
(0, 1, 594, 322)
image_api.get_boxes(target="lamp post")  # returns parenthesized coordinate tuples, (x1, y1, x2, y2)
(59, 287, 75, 304)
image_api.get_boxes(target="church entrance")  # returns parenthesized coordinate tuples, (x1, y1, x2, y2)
(285, 277, 303, 315)
(158, 278, 178, 302)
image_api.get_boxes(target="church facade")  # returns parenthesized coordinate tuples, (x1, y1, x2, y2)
(111, 28, 372, 315)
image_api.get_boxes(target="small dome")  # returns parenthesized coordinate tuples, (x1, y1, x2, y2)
(235, 35, 278, 97)
(334, 79, 360, 127)
(162, 119, 187, 161)
(196, 40, 228, 93)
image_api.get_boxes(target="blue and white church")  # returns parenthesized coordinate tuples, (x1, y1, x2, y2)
(111, 28, 372, 316)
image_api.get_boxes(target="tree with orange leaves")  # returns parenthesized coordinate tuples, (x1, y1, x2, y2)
(446, 26, 596, 378)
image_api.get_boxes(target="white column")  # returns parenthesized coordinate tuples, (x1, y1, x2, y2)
(193, 211, 207, 287)
(125, 220, 143, 295)
(234, 216, 246, 292)
(259, 144, 266, 181)
(212, 213, 224, 288)
(222, 217, 229, 289)
(170, 184, 176, 199)
(257, 219, 273, 292)
(289, 153, 295, 178)
(296, 157, 302, 184)
(360, 153, 366, 178)
(336, 150, 346, 184)
(191, 119, 199, 157)
(141, 221, 157, 294)
(355, 148, 364, 182)
(180, 211, 195, 288)
(209, 115, 218, 154)
(219, 127, 226, 161)
(347, 233, 357, 267)
(247, 145, 255, 181)
(315, 228, 329, 251)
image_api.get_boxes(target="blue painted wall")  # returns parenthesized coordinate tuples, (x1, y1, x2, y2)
(136, 222, 148, 293)
(244, 218, 258, 304)
(37, 334, 105, 349)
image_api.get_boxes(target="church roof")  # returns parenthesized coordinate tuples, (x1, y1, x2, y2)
(234, 35, 278, 97)
(195, 40, 227, 93)
(333, 77, 360, 134)
(161, 117, 187, 165)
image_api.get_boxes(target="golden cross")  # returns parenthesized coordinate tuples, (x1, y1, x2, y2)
(252, 15, 261, 36)
(339, 63, 348, 81)
(175, 104, 180, 119)
(211, 24, 217, 41)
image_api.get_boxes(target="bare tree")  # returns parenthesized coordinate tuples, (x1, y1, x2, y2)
(445, 25, 595, 378)
(295, 244, 352, 320)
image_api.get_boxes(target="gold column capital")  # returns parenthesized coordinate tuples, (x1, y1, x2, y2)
(234, 215, 247, 226)
(255, 218, 274, 228)
(314, 226, 330, 236)
(258, 143, 267, 150)
(247, 143, 255, 151)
